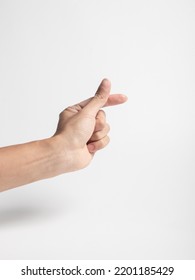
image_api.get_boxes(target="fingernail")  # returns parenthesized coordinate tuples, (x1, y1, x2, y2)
(123, 94, 128, 99)
(102, 78, 110, 86)
(88, 143, 95, 153)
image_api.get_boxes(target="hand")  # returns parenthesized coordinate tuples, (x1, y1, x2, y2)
(52, 79, 127, 173)
(0, 78, 127, 191)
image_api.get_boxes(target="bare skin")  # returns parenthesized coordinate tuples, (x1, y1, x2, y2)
(0, 79, 127, 192)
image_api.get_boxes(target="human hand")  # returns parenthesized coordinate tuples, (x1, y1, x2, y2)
(0, 79, 127, 191)
(52, 79, 127, 173)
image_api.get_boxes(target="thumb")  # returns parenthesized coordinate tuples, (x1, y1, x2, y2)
(82, 78, 111, 116)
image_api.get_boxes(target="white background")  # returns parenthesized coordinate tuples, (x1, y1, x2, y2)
(0, 0, 194, 259)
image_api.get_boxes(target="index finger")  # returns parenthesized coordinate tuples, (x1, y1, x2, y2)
(78, 94, 128, 109)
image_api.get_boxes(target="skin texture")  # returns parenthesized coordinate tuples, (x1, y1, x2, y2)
(0, 79, 127, 192)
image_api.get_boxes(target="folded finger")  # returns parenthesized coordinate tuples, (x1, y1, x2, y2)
(89, 123, 110, 142)
(87, 135, 110, 153)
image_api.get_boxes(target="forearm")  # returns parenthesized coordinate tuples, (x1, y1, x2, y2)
(0, 137, 64, 192)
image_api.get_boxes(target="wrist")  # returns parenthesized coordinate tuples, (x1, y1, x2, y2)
(49, 134, 92, 174)
(47, 135, 76, 176)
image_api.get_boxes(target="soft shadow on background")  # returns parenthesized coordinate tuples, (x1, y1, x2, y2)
(0, 183, 70, 228)
(0, 0, 194, 259)
(0, 192, 66, 228)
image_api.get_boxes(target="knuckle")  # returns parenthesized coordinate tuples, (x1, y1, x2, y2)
(101, 136, 110, 147)
(95, 110, 106, 130)
(106, 135, 110, 144)
(59, 110, 64, 118)
(97, 109, 106, 118)
(106, 123, 110, 133)
(97, 118, 105, 129)
(66, 104, 82, 113)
